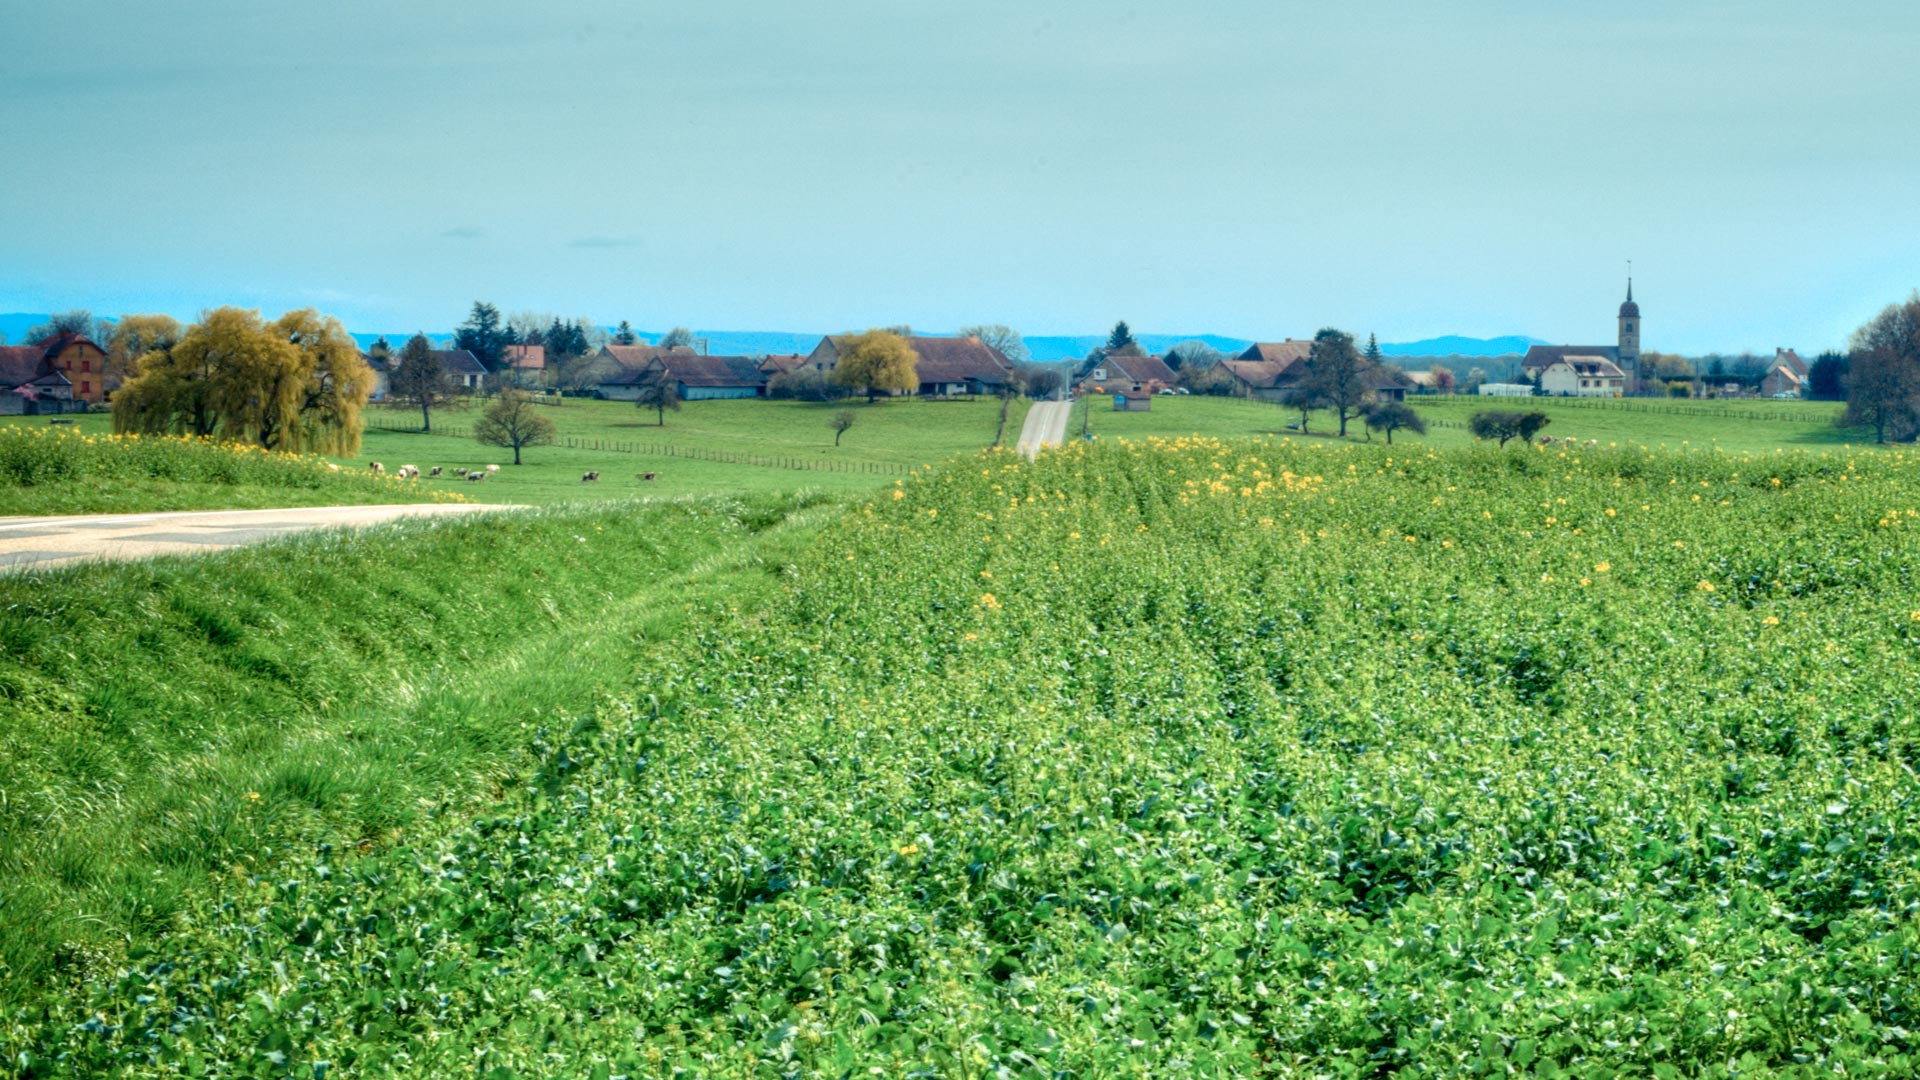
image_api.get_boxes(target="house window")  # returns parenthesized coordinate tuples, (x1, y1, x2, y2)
(82, 359, 90, 373)
(1093, 368, 1107, 380)
(82, 381, 91, 394)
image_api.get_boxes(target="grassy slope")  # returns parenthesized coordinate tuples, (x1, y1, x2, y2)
(16, 440, 1920, 1076)
(0, 492, 837, 1002)
(1080, 393, 1864, 453)
(348, 396, 1030, 503)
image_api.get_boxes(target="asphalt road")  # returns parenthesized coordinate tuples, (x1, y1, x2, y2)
(1016, 399, 1073, 459)
(0, 503, 522, 574)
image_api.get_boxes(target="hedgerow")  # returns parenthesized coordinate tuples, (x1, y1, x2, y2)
(9, 438, 1920, 1078)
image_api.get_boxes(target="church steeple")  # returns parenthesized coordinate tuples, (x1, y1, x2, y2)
(1617, 270, 1642, 390)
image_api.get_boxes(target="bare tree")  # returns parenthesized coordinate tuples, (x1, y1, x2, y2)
(391, 333, 458, 432)
(474, 388, 556, 465)
(957, 324, 1030, 364)
(830, 408, 856, 446)
(636, 376, 682, 426)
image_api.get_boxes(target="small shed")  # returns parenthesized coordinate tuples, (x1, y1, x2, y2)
(1113, 393, 1151, 412)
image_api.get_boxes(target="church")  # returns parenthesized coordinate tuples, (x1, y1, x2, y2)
(1520, 281, 1643, 395)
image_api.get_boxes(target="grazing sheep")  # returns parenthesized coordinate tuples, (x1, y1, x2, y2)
(324, 462, 340, 472)
(429, 466, 442, 477)
(369, 462, 384, 474)
(640, 472, 657, 481)
(455, 468, 470, 479)
(486, 464, 501, 474)
(397, 464, 419, 480)
(582, 471, 599, 482)
(466, 471, 484, 482)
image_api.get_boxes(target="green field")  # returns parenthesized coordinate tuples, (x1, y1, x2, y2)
(350, 395, 1030, 504)
(13, 437, 1920, 1077)
(0, 493, 837, 1004)
(1079, 392, 1864, 454)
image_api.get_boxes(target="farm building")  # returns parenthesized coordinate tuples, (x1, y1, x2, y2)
(438, 349, 488, 391)
(1113, 392, 1152, 411)
(803, 334, 1015, 396)
(1220, 341, 1312, 400)
(597, 353, 767, 400)
(1077, 353, 1179, 397)
(504, 344, 546, 373)
(1478, 382, 1535, 397)
(1521, 278, 1644, 390)
(361, 352, 391, 400)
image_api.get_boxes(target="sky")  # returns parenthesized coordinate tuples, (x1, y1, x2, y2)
(3, 0, 1917, 353)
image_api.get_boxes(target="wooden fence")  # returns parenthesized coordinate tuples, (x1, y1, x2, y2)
(364, 418, 912, 476)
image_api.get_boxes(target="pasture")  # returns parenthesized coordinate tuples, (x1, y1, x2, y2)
(13, 437, 1920, 1077)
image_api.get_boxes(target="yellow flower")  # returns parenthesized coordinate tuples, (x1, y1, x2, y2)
(1540, 573, 1555, 583)
(1762, 615, 1780, 626)
(892, 489, 905, 500)
(1604, 508, 1617, 517)
(1594, 562, 1611, 573)
(1697, 580, 1716, 592)
(1579, 578, 1592, 587)
(979, 570, 993, 579)
(979, 593, 1001, 609)
(899, 844, 920, 856)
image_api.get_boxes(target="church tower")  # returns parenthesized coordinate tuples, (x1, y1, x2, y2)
(1617, 277, 1641, 391)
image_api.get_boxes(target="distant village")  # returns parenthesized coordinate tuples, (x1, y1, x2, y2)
(0, 282, 1836, 416)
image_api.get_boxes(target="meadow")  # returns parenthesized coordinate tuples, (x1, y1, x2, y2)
(0, 492, 838, 1005)
(11, 436, 1920, 1077)
(1080, 392, 1862, 454)
(0, 426, 454, 517)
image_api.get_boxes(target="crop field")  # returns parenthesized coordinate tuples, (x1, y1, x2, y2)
(12, 436, 1920, 1077)
(1080, 393, 1862, 455)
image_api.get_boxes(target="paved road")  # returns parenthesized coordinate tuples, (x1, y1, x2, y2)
(1016, 399, 1073, 460)
(0, 503, 522, 574)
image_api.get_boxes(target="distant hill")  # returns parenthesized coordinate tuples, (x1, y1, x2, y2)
(1379, 335, 1544, 357)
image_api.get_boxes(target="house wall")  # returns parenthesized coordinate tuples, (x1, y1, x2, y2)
(598, 383, 644, 401)
(804, 338, 841, 375)
(1539, 364, 1623, 398)
(51, 342, 110, 404)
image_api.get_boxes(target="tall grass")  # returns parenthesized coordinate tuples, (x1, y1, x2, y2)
(0, 491, 839, 1003)
(0, 426, 454, 515)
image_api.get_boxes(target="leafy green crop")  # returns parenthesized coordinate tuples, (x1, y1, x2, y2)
(9, 437, 1920, 1078)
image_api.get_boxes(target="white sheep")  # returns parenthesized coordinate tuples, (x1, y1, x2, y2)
(485, 464, 501, 474)
(369, 462, 384, 475)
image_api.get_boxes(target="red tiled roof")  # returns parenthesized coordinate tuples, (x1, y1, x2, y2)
(658, 354, 766, 388)
(506, 344, 546, 370)
(1103, 354, 1178, 385)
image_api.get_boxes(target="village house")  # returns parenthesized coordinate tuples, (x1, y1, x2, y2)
(362, 347, 488, 396)
(803, 334, 1015, 396)
(757, 353, 807, 378)
(1076, 353, 1179, 396)
(504, 344, 546, 374)
(1537, 355, 1626, 397)
(361, 352, 391, 400)
(0, 331, 111, 413)
(1760, 348, 1808, 398)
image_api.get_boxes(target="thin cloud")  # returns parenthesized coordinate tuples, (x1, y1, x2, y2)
(568, 235, 640, 249)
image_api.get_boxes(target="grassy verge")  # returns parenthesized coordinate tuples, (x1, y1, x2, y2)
(0, 425, 455, 517)
(0, 491, 837, 1004)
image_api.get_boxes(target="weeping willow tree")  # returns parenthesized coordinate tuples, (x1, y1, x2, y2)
(114, 307, 373, 454)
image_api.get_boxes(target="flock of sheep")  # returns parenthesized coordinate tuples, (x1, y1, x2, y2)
(354, 462, 635, 483)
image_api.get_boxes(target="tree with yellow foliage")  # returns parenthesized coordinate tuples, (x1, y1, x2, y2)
(113, 307, 373, 454)
(829, 329, 919, 402)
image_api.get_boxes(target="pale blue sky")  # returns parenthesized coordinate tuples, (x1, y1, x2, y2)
(3, 1, 1916, 352)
